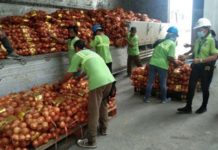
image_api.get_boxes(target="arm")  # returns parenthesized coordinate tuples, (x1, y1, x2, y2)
(178, 47, 194, 60)
(194, 39, 218, 64)
(194, 55, 218, 64)
(126, 36, 134, 47)
(58, 72, 74, 85)
(50, 33, 67, 44)
(167, 43, 179, 66)
(184, 49, 193, 56)
(1, 36, 14, 55)
(184, 43, 194, 49)
(55, 54, 82, 89)
(168, 56, 180, 67)
(90, 36, 99, 50)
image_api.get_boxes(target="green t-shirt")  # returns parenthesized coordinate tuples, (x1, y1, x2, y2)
(67, 36, 79, 63)
(90, 34, 112, 63)
(127, 33, 140, 56)
(68, 49, 115, 91)
(193, 33, 218, 59)
(149, 39, 176, 70)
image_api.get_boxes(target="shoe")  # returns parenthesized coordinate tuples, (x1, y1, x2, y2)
(143, 97, 150, 103)
(177, 106, 192, 114)
(99, 130, 108, 136)
(77, 139, 97, 149)
(161, 98, 171, 104)
(196, 107, 207, 114)
(98, 128, 108, 136)
(7, 52, 20, 58)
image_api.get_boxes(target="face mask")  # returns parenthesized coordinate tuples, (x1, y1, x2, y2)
(170, 37, 177, 42)
(166, 33, 177, 41)
(197, 31, 206, 38)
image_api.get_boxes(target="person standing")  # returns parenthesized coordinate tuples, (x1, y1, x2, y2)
(177, 18, 218, 114)
(50, 26, 79, 63)
(126, 27, 142, 76)
(56, 40, 115, 148)
(90, 24, 113, 72)
(144, 26, 179, 103)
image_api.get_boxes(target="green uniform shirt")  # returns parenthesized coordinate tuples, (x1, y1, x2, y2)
(127, 33, 140, 56)
(149, 39, 176, 70)
(67, 36, 79, 63)
(193, 33, 218, 59)
(90, 34, 112, 63)
(68, 49, 115, 91)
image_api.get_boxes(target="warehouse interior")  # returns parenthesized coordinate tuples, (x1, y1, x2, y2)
(0, 0, 218, 150)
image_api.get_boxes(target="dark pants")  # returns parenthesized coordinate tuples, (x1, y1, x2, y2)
(87, 83, 112, 144)
(208, 67, 215, 87)
(186, 64, 212, 109)
(106, 62, 112, 73)
(127, 55, 142, 75)
(145, 65, 168, 100)
(208, 60, 216, 86)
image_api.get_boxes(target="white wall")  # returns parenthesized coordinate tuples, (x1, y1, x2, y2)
(204, 0, 218, 36)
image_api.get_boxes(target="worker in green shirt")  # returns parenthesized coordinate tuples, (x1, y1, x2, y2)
(90, 24, 113, 72)
(56, 40, 115, 148)
(126, 27, 142, 76)
(144, 26, 179, 103)
(50, 26, 79, 63)
(178, 18, 218, 114)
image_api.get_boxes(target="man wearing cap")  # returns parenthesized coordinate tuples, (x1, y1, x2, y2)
(50, 26, 79, 64)
(144, 26, 179, 103)
(178, 18, 218, 114)
(90, 24, 113, 72)
(126, 27, 142, 76)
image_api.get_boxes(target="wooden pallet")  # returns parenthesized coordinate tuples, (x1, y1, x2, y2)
(33, 123, 86, 150)
(134, 87, 187, 101)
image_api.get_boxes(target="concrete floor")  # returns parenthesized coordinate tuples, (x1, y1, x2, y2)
(68, 69, 218, 150)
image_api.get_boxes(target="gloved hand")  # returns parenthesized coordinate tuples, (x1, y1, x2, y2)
(178, 55, 186, 61)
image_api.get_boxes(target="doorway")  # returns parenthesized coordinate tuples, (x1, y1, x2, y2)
(169, 0, 193, 55)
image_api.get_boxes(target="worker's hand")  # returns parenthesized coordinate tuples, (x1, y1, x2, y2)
(184, 43, 192, 48)
(128, 43, 133, 47)
(178, 55, 186, 61)
(193, 58, 201, 64)
(173, 60, 183, 68)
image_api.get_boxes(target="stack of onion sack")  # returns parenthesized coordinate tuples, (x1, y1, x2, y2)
(2, 25, 31, 56)
(0, 79, 117, 149)
(167, 63, 191, 93)
(0, 42, 7, 59)
(60, 78, 117, 112)
(131, 62, 191, 94)
(0, 8, 160, 58)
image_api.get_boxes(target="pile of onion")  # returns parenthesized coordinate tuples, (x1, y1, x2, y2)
(131, 61, 191, 93)
(0, 78, 116, 149)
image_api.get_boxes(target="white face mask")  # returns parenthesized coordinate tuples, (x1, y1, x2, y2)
(197, 31, 206, 38)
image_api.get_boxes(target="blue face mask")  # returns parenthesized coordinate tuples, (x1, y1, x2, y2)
(197, 31, 206, 38)
(165, 33, 177, 41)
